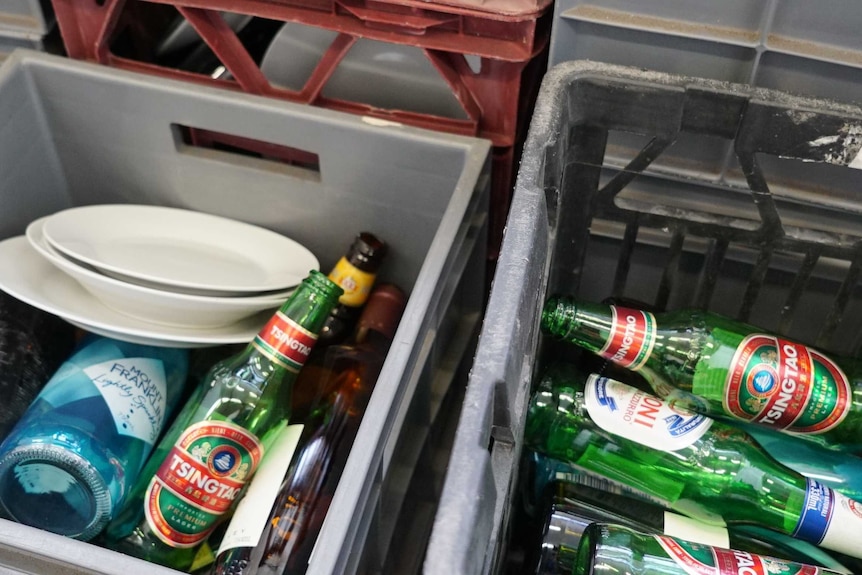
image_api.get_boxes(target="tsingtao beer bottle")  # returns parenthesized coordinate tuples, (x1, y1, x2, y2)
(528, 480, 856, 575)
(540, 298, 862, 452)
(573, 523, 845, 575)
(103, 270, 342, 571)
(525, 361, 862, 560)
(213, 283, 407, 575)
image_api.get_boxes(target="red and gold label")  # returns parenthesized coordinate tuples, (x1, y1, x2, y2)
(144, 421, 264, 548)
(657, 534, 822, 575)
(253, 311, 317, 372)
(724, 334, 851, 434)
(597, 306, 657, 370)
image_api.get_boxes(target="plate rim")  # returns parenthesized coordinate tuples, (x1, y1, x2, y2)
(41, 204, 319, 294)
(0, 234, 268, 347)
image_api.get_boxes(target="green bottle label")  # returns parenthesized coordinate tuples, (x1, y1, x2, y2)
(724, 335, 851, 434)
(600, 306, 657, 370)
(656, 534, 823, 574)
(144, 421, 264, 548)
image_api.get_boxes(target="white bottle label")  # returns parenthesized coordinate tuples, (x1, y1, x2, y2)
(795, 478, 862, 559)
(584, 374, 713, 452)
(83, 357, 168, 444)
(217, 424, 304, 555)
(663, 511, 730, 549)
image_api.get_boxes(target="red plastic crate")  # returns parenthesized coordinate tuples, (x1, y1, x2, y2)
(51, 0, 551, 256)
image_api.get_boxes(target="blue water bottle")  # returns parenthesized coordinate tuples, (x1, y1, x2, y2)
(0, 335, 189, 540)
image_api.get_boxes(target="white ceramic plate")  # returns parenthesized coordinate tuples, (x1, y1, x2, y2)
(27, 217, 290, 329)
(42, 205, 319, 296)
(0, 235, 272, 348)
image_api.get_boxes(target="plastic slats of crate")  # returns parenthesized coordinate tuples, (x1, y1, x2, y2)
(0, 50, 490, 575)
(50, 0, 551, 143)
(360, 0, 551, 18)
(427, 60, 862, 574)
(548, 0, 862, 215)
(0, 0, 52, 39)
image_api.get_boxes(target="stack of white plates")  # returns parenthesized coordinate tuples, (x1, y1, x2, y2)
(0, 205, 320, 347)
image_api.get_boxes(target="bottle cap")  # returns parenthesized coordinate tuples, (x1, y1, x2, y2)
(348, 232, 388, 272)
(356, 283, 406, 341)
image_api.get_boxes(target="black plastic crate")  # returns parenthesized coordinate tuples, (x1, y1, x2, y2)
(426, 60, 862, 574)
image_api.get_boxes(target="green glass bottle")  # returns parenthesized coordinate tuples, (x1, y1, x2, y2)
(524, 361, 862, 560)
(102, 270, 342, 571)
(573, 523, 845, 575)
(529, 480, 856, 574)
(540, 298, 862, 452)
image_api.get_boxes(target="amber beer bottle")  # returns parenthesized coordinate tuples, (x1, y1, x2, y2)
(102, 270, 342, 571)
(540, 297, 862, 452)
(318, 232, 387, 347)
(573, 523, 845, 575)
(212, 283, 407, 575)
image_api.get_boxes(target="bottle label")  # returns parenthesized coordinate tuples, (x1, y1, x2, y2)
(253, 312, 317, 372)
(82, 357, 168, 444)
(144, 421, 264, 548)
(216, 423, 304, 556)
(328, 257, 376, 307)
(724, 335, 851, 434)
(793, 478, 862, 557)
(585, 374, 713, 452)
(656, 534, 823, 575)
(598, 306, 657, 370)
(662, 513, 729, 549)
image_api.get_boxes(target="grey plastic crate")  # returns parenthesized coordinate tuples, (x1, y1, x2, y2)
(426, 60, 862, 574)
(0, 0, 52, 39)
(0, 50, 490, 575)
(548, 0, 862, 210)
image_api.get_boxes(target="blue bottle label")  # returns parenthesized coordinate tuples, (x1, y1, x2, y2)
(794, 479, 834, 544)
(793, 478, 862, 558)
(79, 357, 168, 444)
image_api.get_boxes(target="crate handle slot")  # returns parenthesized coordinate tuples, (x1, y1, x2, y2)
(171, 124, 321, 181)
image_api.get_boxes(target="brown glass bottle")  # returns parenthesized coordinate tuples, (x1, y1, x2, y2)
(212, 283, 406, 575)
(317, 232, 387, 347)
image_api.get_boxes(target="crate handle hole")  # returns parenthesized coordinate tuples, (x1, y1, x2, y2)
(171, 124, 321, 181)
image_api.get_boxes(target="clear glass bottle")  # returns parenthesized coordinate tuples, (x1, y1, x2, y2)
(525, 360, 862, 560)
(103, 270, 342, 571)
(0, 335, 189, 540)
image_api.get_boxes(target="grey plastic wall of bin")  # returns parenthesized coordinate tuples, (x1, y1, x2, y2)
(0, 34, 43, 60)
(426, 60, 862, 574)
(0, 50, 490, 574)
(547, 0, 862, 227)
(0, 0, 52, 39)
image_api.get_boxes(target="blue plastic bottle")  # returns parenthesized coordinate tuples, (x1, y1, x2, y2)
(0, 335, 189, 540)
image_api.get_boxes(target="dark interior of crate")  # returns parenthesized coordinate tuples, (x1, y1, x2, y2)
(547, 73, 862, 358)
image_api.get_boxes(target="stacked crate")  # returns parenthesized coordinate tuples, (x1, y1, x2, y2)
(0, 1, 54, 59)
(50, 0, 554, 259)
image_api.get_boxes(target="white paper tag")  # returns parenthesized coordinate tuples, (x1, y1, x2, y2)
(217, 424, 304, 555)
